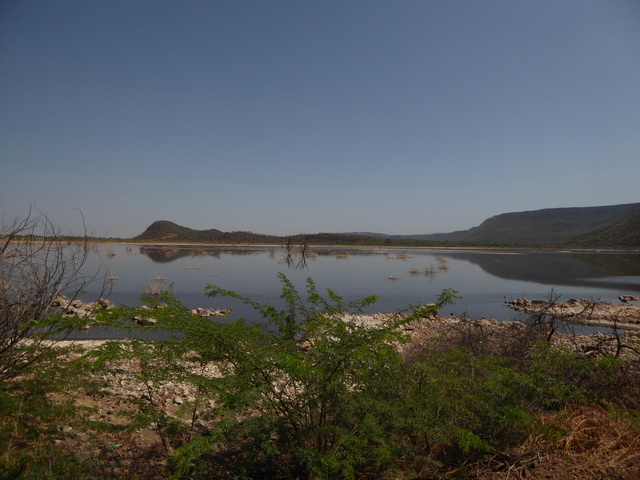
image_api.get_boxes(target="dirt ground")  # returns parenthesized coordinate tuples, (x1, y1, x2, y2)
(48, 311, 640, 480)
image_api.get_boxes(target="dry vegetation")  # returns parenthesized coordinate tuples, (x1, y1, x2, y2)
(5, 310, 638, 480)
(2, 211, 639, 479)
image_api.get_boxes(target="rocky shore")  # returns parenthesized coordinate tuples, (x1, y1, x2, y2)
(51, 294, 230, 326)
(54, 309, 639, 413)
(505, 296, 640, 331)
(38, 307, 640, 479)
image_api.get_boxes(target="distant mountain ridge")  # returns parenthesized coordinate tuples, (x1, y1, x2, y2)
(135, 221, 384, 245)
(562, 205, 640, 248)
(349, 203, 640, 245)
(422, 203, 640, 244)
(134, 202, 640, 247)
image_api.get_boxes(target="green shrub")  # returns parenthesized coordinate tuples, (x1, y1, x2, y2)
(520, 341, 623, 409)
(10, 273, 631, 480)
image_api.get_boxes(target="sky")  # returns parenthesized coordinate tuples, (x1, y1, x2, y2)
(1, 0, 639, 238)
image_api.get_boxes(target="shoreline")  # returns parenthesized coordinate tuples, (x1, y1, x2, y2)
(88, 240, 640, 254)
(506, 297, 640, 331)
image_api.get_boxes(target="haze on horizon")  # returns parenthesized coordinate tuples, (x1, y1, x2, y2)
(1, 0, 639, 238)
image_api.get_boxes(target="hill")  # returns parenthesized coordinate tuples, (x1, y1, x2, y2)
(562, 205, 640, 248)
(356, 203, 640, 246)
(134, 202, 640, 248)
(134, 221, 412, 246)
(135, 220, 281, 244)
(440, 203, 640, 244)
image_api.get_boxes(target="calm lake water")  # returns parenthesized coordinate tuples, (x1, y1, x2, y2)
(77, 244, 640, 338)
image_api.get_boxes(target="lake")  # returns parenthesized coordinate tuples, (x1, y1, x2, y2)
(77, 244, 640, 337)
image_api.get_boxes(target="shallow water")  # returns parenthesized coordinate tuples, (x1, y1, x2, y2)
(74, 244, 640, 338)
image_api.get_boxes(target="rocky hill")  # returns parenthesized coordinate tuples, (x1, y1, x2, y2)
(135, 220, 280, 244)
(134, 202, 640, 248)
(562, 205, 640, 248)
(134, 221, 395, 245)
(360, 202, 640, 246)
(436, 203, 640, 244)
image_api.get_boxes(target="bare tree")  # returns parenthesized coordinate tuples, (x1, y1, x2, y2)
(0, 207, 104, 382)
(515, 290, 597, 343)
(281, 235, 309, 270)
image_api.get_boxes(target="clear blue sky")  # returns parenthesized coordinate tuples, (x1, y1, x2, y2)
(1, 0, 639, 238)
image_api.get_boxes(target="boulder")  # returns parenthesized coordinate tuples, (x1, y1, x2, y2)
(619, 295, 639, 303)
(133, 315, 157, 326)
(97, 298, 115, 309)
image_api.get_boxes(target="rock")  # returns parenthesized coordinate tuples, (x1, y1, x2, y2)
(192, 307, 231, 317)
(619, 295, 639, 303)
(97, 298, 115, 309)
(51, 295, 69, 307)
(134, 315, 157, 326)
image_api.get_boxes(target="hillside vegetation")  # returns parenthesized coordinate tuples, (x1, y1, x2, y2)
(562, 205, 640, 248)
(133, 203, 640, 248)
(134, 202, 640, 248)
(135, 220, 280, 244)
(134, 221, 433, 246)
(417, 202, 640, 245)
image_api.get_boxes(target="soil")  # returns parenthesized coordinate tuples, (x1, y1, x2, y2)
(45, 310, 640, 480)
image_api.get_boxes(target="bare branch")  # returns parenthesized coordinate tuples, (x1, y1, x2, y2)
(0, 208, 107, 382)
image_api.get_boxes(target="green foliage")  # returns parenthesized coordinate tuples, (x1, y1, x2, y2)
(392, 349, 534, 460)
(83, 276, 632, 479)
(0, 340, 107, 479)
(192, 274, 406, 478)
(563, 204, 640, 248)
(2, 272, 636, 479)
(519, 342, 623, 409)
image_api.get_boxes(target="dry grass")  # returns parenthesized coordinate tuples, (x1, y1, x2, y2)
(143, 276, 169, 296)
(558, 404, 640, 463)
(470, 404, 640, 480)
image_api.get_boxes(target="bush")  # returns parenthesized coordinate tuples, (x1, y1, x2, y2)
(0, 211, 108, 478)
(4, 266, 635, 479)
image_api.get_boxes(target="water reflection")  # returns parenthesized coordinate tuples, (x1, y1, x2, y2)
(139, 246, 192, 262)
(138, 245, 417, 263)
(444, 251, 640, 293)
(134, 246, 640, 294)
(79, 245, 640, 330)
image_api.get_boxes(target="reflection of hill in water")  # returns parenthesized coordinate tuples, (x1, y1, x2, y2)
(140, 245, 380, 263)
(139, 246, 194, 263)
(446, 252, 640, 293)
(140, 246, 269, 263)
(568, 253, 640, 276)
